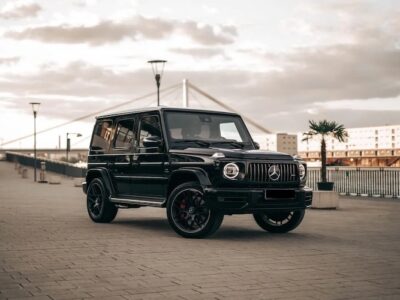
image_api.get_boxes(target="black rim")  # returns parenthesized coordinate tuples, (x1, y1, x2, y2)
(262, 211, 294, 226)
(171, 188, 211, 234)
(87, 182, 104, 217)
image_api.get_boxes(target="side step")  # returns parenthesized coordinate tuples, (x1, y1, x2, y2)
(110, 196, 165, 207)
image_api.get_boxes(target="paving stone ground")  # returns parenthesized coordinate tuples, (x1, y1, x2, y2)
(0, 161, 400, 300)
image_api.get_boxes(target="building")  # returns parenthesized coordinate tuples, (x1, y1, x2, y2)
(253, 133, 298, 156)
(298, 124, 400, 167)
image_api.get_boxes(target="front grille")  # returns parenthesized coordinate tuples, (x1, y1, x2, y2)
(248, 162, 298, 183)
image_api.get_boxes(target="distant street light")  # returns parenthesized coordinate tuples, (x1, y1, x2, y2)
(148, 60, 167, 106)
(66, 132, 82, 163)
(29, 102, 41, 182)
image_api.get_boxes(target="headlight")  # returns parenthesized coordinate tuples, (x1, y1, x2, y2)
(223, 163, 240, 180)
(298, 164, 306, 180)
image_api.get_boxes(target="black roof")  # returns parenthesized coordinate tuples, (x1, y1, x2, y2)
(96, 106, 240, 119)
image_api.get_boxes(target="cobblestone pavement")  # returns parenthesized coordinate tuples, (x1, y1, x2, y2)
(1, 161, 400, 300)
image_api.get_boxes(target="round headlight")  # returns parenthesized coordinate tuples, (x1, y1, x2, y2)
(223, 163, 240, 180)
(299, 164, 306, 180)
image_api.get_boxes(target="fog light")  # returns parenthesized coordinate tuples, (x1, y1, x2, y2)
(223, 163, 240, 180)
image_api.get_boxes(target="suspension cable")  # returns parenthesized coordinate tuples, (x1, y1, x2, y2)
(2, 83, 180, 146)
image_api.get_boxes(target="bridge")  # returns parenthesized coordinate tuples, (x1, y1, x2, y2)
(2, 80, 399, 167)
(0, 80, 272, 150)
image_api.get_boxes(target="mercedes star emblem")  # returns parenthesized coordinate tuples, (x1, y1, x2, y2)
(268, 165, 281, 181)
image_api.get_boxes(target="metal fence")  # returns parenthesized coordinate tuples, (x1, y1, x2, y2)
(5, 151, 400, 198)
(6, 151, 86, 178)
(307, 167, 400, 198)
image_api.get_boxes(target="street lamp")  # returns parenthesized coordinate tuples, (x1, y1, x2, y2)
(148, 60, 167, 106)
(66, 132, 82, 163)
(29, 102, 41, 182)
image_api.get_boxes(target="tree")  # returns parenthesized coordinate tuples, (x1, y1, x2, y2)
(303, 120, 348, 183)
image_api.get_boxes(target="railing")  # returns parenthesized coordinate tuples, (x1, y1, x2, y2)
(5, 151, 400, 198)
(307, 167, 400, 198)
(6, 151, 86, 178)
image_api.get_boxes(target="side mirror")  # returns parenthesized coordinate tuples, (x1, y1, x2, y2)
(254, 142, 260, 150)
(143, 136, 162, 148)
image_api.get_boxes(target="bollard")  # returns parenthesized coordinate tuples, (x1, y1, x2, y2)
(14, 161, 19, 170)
(38, 161, 48, 183)
(21, 168, 28, 179)
(17, 165, 22, 174)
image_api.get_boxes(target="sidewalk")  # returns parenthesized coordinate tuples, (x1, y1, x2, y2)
(0, 161, 399, 299)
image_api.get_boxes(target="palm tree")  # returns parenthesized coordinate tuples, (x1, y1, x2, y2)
(303, 120, 348, 185)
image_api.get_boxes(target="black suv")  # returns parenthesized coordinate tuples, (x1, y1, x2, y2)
(83, 107, 312, 238)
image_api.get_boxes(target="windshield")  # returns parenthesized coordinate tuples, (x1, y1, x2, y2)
(164, 111, 255, 150)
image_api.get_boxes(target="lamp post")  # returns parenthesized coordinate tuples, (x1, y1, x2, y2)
(29, 102, 41, 182)
(148, 60, 167, 106)
(66, 132, 82, 163)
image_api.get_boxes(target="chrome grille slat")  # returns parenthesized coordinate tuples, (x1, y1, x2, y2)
(248, 162, 298, 183)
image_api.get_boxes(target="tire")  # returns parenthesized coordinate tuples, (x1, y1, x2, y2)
(87, 178, 118, 223)
(253, 210, 305, 233)
(167, 181, 224, 238)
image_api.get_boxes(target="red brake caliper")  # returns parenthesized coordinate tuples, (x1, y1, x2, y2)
(180, 199, 187, 220)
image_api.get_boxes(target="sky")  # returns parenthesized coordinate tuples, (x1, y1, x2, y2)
(0, 0, 399, 149)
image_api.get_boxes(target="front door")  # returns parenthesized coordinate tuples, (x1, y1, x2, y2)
(130, 114, 168, 199)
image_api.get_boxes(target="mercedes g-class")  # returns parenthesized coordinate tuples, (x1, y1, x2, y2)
(83, 107, 312, 238)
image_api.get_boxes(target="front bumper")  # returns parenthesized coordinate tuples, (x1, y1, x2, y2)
(204, 186, 312, 214)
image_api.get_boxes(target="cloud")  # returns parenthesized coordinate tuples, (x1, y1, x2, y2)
(1, 49, 398, 131)
(4, 15, 237, 46)
(1, 2, 399, 132)
(0, 1, 41, 19)
(169, 47, 226, 58)
(0, 56, 20, 65)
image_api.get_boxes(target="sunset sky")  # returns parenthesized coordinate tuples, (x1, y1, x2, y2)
(0, 0, 399, 149)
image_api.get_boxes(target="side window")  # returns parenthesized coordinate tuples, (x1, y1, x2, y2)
(113, 119, 135, 150)
(139, 115, 161, 147)
(91, 120, 113, 154)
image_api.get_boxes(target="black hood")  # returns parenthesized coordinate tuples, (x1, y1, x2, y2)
(171, 147, 294, 161)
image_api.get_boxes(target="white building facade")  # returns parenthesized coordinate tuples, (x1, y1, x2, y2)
(297, 124, 400, 167)
(298, 125, 400, 152)
(253, 133, 298, 156)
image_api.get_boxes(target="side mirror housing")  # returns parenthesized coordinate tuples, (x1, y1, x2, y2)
(254, 142, 260, 150)
(143, 136, 162, 148)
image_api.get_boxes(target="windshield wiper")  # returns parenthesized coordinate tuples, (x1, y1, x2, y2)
(172, 139, 211, 148)
(210, 140, 245, 149)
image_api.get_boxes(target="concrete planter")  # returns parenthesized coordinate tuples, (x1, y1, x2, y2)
(312, 191, 339, 209)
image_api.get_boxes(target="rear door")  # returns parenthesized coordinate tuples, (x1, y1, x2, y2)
(108, 116, 137, 196)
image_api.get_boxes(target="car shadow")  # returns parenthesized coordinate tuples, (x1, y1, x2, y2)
(112, 216, 313, 241)
(113, 217, 174, 234)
